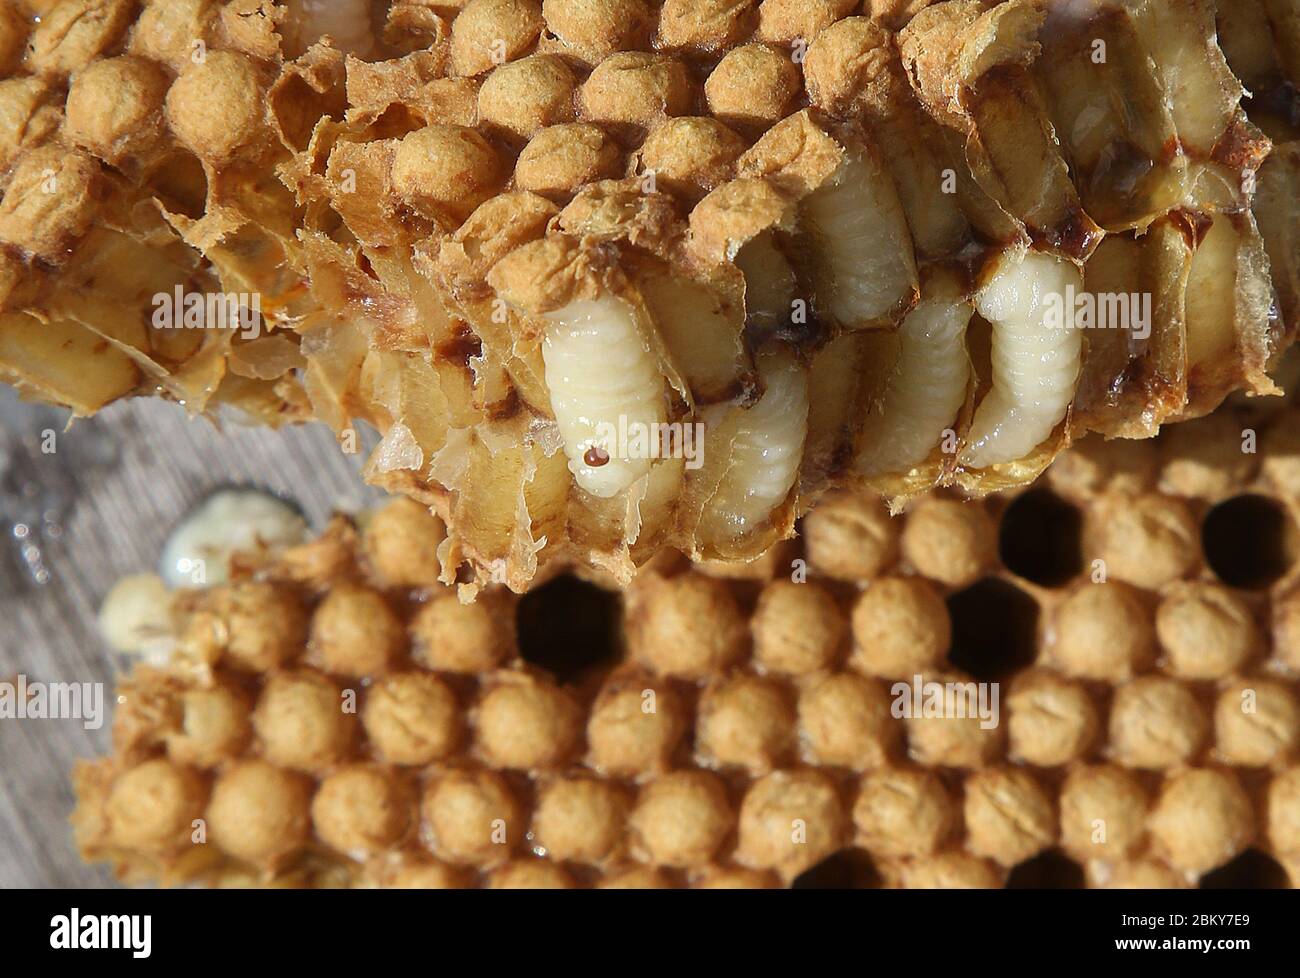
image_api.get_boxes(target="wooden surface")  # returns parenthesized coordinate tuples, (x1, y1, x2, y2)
(0, 387, 382, 887)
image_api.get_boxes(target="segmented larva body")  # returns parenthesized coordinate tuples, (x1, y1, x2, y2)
(282, 0, 375, 57)
(735, 232, 797, 329)
(962, 250, 1084, 469)
(1184, 214, 1245, 368)
(699, 349, 809, 543)
(159, 489, 307, 588)
(801, 153, 918, 328)
(857, 270, 974, 476)
(542, 296, 668, 499)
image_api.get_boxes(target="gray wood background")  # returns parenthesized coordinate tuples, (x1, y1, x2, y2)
(0, 387, 382, 888)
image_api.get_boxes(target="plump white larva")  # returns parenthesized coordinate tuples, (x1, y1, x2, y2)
(160, 488, 308, 588)
(961, 249, 1083, 469)
(543, 296, 668, 498)
(700, 349, 809, 542)
(735, 231, 797, 328)
(857, 270, 973, 475)
(282, 0, 375, 56)
(801, 152, 918, 328)
(98, 573, 176, 663)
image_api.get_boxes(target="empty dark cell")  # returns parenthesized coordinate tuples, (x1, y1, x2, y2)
(1202, 494, 1296, 590)
(998, 489, 1083, 587)
(946, 578, 1040, 682)
(1200, 848, 1289, 889)
(791, 848, 881, 889)
(515, 574, 624, 684)
(1007, 850, 1085, 889)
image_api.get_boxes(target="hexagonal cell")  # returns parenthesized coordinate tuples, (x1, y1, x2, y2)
(515, 574, 624, 683)
(791, 847, 882, 889)
(1006, 849, 1085, 889)
(1202, 494, 1298, 589)
(946, 578, 1040, 682)
(1199, 848, 1289, 889)
(998, 489, 1083, 587)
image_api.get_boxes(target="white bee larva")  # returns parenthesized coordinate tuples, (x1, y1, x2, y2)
(699, 349, 809, 543)
(961, 250, 1084, 469)
(282, 0, 376, 57)
(801, 152, 919, 329)
(160, 489, 308, 588)
(735, 231, 797, 328)
(857, 270, 973, 476)
(1184, 214, 1246, 370)
(98, 573, 176, 663)
(542, 296, 669, 498)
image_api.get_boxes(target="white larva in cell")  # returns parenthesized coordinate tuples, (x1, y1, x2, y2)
(542, 296, 668, 498)
(735, 231, 797, 328)
(160, 488, 308, 588)
(699, 349, 809, 543)
(961, 249, 1084, 469)
(282, 0, 376, 57)
(801, 151, 919, 328)
(98, 573, 177, 664)
(857, 269, 973, 475)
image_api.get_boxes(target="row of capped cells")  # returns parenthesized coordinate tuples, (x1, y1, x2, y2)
(86, 484, 1300, 885)
(85, 736, 1300, 887)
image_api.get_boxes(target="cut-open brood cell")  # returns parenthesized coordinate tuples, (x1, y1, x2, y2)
(76, 390, 1300, 888)
(0, 0, 1298, 591)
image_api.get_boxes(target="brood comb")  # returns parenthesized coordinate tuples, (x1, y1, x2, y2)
(1, 0, 1298, 591)
(73, 389, 1300, 888)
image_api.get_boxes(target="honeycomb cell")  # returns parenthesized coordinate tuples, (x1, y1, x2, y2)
(308, 583, 405, 677)
(1149, 769, 1254, 876)
(1058, 764, 1148, 861)
(1006, 670, 1098, 767)
(362, 672, 461, 766)
(736, 769, 848, 878)
(475, 672, 583, 769)
(421, 770, 523, 866)
(1050, 582, 1155, 682)
(797, 672, 897, 770)
(1086, 494, 1201, 590)
(849, 578, 950, 679)
(1108, 677, 1208, 770)
(963, 767, 1057, 867)
(586, 675, 687, 775)
(106, 760, 208, 855)
(626, 573, 748, 679)
(1156, 582, 1261, 680)
(1214, 679, 1300, 767)
(410, 590, 514, 673)
(901, 498, 998, 589)
(251, 671, 357, 774)
(532, 776, 628, 864)
(698, 675, 795, 771)
(751, 579, 846, 676)
(207, 761, 313, 869)
(183, 581, 307, 674)
(362, 498, 446, 589)
(311, 764, 415, 858)
(851, 768, 954, 858)
(629, 771, 733, 868)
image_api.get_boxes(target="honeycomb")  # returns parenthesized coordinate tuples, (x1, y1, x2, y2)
(1, 0, 1298, 593)
(73, 388, 1300, 888)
